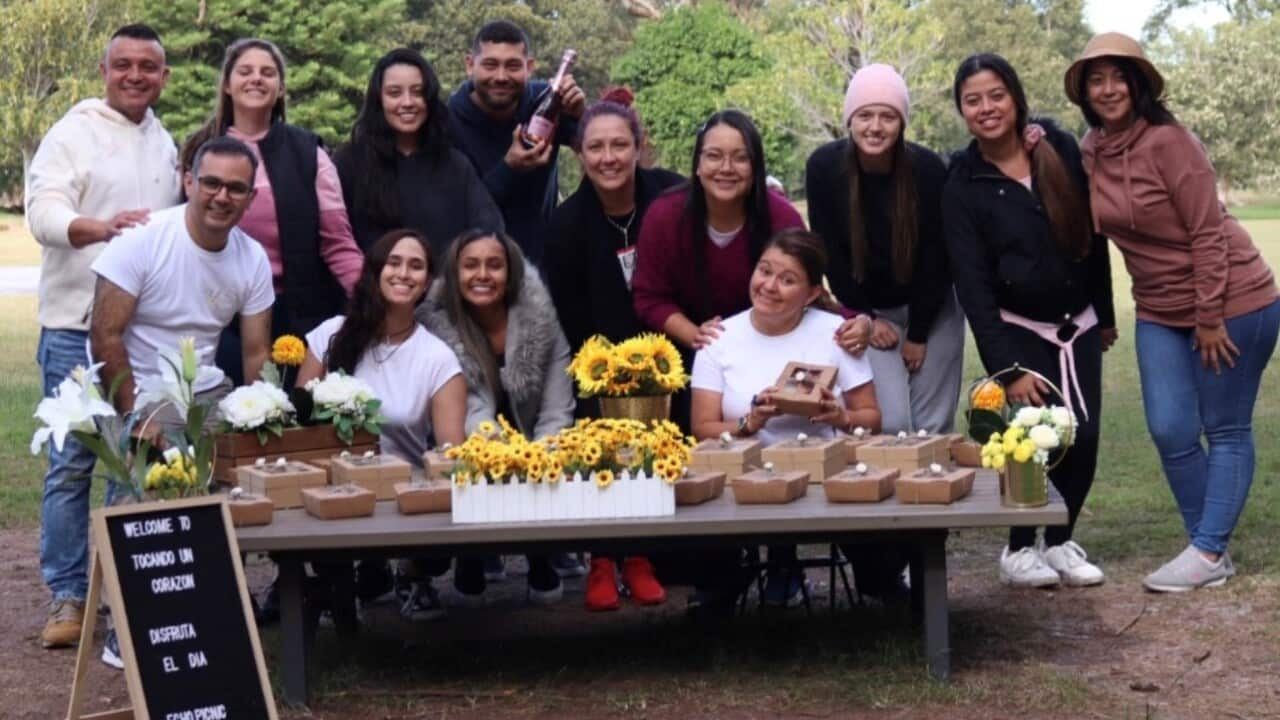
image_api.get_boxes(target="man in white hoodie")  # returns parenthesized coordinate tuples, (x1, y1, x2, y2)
(25, 23, 180, 651)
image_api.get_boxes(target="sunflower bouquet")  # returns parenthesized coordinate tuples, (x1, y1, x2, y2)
(445, 416, 694, 486)
(567, 333, 688, 398)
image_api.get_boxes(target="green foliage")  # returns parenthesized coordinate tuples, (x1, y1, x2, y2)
(142, 0, 405, 149)
(612, 2, 770, 171)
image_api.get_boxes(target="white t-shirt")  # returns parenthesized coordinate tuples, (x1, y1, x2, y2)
(691, 308, 874, 446)
(91, 205, 274, 392)
(306, 316, 463, 465)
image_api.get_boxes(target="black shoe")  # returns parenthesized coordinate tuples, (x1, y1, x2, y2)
(454, 558, 487, 596)
(527, 557, 563, 605)
(257, 583, 280, 625)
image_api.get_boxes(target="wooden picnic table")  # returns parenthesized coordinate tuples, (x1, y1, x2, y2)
(237, 470, 1065, 706)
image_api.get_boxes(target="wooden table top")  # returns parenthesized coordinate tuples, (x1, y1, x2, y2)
(236, 470, 1066, 552)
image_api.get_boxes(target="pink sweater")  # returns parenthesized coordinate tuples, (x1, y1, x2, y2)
(228, 127, 363, 296)
(1082, 120, 1276, 327)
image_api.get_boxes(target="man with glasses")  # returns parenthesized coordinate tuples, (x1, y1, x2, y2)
(25, 23, 181, 653)
(91, 136, 274, 436)
(448, 19, 586, 265)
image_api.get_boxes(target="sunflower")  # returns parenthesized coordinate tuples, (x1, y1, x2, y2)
(271, 334, 307, 366)
(607, 365, 641, 395)
(572, 345, 614, 396)
(594, 468, 615, 488)
(648, 335, 688, 391)
(614, 337, 653, 374)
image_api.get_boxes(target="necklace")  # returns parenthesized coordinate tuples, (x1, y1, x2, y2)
(603, 209, 637, 246)
(371, 323, 415, 364)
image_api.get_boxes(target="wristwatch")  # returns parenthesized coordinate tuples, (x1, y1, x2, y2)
(735, 414, 754, 437)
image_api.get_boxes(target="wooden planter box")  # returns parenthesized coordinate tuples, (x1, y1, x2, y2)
(235, 460, 327, 509)
(395, 480, 452, 514)
(761, 436, 845, 483)
(772, 362, 837, 416)
(690, 436, 763, 476)
(302, 485, 377, 520)
(823, 465, 899, 503)
(730, 469, 809, 504)
(896, 467, 976, 504)
(214, 426, 378, 484)
(451, 472, 675, 524)
(330, 453, 412, 500)
(674, 470, 726, 506)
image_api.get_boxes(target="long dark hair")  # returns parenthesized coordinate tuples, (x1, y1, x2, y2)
(181, 38, 288, 172)
(1077, 57, 1177, 129)
(953, 54, 1091, 260)
(325, 229, 432, 374)
(347, 48, 450, 228)
(845, 132, 917, 285)
(439, 229, 527, 396)
(684, 109, 773, 320)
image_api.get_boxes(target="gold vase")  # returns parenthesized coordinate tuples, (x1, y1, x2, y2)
(598, 394, 671, 424)
(1002, 459, 1049, 508)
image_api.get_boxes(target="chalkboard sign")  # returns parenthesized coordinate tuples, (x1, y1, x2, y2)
(69, 496, 277, 720)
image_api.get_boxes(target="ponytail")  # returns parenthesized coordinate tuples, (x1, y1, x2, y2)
(1030, 139, 1091, 260)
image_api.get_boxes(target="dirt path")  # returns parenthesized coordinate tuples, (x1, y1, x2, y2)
(3, 527, 1276, 719)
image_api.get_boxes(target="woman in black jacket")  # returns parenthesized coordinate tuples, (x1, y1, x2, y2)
(943, 54, 1116, 589)
(806, 63, 963, 437)
(333, 48, 503, 260)
(543, 88, 683, 613)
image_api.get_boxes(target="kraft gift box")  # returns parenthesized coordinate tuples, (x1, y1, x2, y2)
(823, 465, 899, 503)
(690, 436, 763, 476)
(674, 470, 726, 506)
(730, 468, 809, 504)
(895, 467, 976, 504)
(771, 362, 838, 417)
(302, 484, 377, 519)
(235, 460, 328, 509)
(330, 452, 412, 500)
(394, 478, 452, 514)
(857, 434, 950, 474)
(761, 436, 845, 483)
(225, 492, 274, 526)
(421, 448, 457, 481)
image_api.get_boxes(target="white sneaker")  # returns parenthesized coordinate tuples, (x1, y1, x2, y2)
(1043, 540, 1105, 587)
(999, 546, 1061, 588)
(1143, 544, 1233, 593)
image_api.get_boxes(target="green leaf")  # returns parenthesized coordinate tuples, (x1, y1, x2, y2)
(966, 408, 1008, 444)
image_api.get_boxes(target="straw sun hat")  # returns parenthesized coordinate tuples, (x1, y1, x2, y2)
(1063, 32, 1165, 106)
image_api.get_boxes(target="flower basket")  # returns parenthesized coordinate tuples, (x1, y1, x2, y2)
(213, 426, 378, 484)
(598, 394, 671, 423)
(450, 471, 675, 524)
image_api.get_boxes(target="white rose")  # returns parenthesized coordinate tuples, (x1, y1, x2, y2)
(1013, 406, 1046, 428)
(1028, 424, 1060, 451)
(1049, 406, 1074, 430)
(219, 386, 271, 429)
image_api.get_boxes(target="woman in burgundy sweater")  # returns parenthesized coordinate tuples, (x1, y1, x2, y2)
(1067, 34, 1279, 592)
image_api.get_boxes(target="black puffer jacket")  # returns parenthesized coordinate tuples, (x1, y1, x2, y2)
(942, 117, 1115, 374)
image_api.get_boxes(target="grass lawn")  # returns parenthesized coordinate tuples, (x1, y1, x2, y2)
(0, 211, 39, 266)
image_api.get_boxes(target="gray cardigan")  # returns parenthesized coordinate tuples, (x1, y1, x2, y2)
(416, 269, 575, 440)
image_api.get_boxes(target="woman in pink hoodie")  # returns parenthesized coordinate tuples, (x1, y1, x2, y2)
(1066, 33, 1280, 592)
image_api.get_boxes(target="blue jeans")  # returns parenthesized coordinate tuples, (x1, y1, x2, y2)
(37, 328, 116, 602)
(1135, 300, 1280, 555)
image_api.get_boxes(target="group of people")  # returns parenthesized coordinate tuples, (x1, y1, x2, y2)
(29, 16, 1276, 670)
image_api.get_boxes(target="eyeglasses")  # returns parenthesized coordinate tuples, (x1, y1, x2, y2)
(195, 175, 253, 200)
(699, 150, 751, 169)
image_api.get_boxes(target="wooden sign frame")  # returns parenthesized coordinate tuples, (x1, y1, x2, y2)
(66, 495, 278, 720)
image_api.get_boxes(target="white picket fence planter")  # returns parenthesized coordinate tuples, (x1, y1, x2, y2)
(451, 470, 675, 524)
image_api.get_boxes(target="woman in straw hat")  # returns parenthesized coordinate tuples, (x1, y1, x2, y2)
(1066, 33, 1280, 592)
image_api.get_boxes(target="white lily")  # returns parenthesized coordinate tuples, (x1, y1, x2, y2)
(136, 349, 221, 420)
(31, 372, 117, 454)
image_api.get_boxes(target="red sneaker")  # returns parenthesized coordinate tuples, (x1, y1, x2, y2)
(585, 558, 620, 611)
(622, 556, 666, 605)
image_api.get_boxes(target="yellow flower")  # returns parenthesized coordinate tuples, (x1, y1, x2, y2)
(970, 379, 1006, 411)
(614, 337, 653, 374)
(476, 420, 497, 437)
(648, 335, 688, 391)
(145, 462, 164, 490)
(271, 335, 306, 366)
(1012, 439, 1036, 463)
(594, 469, 615, 488)
(991, 454, 1006, 470)
(572, 345, 614, 396)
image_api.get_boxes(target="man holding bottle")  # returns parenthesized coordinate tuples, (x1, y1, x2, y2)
(448, 19, 586, 265)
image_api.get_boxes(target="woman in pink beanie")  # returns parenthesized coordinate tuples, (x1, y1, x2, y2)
(805, 63, 964, 600)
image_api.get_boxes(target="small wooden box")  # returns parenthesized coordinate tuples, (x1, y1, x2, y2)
(771, 362, 838, 417)
(302, 485, 377, 519)
(422, 448, 457, 480)
(823, 465, 899, 503)
(857, 435, 950, 474)
(214, 426, 378, 484)
(674, 470, 726, 506)
(896, 467, 976, 504)
(225, 494, 274, 526)
(330, 453, 412, 500)
(394, 479, 452, 514)
(690, 437, 763, 476)
(761, 436, 845, 483)
(950, 440, 984, 468)
(730, 469, 809, 504)
(235, 461, 328, 509)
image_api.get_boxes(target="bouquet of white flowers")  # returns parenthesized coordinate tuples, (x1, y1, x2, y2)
(305, 371, 385, 443)
(217, 380, 296, 443)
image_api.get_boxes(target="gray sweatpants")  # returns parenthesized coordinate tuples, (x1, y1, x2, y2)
(865, 290, 965, 434)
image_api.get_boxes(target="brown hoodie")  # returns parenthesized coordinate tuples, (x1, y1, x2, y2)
(1081, 119, 1276, 328)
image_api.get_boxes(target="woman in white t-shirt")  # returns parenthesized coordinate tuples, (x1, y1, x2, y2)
(691, 228, 882, 606)
(296, 228, 466, 621)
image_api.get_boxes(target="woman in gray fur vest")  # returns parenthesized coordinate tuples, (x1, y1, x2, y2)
(417, 229, 575, 604)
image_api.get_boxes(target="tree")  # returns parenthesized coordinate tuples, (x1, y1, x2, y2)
(612, 1, 770, 171)
(1143, 0, 1277, 39)
(142, 0, 404, 150)
(0, 0, 133, 196)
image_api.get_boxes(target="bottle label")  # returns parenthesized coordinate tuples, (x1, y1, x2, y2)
(526, 116, 554, 143)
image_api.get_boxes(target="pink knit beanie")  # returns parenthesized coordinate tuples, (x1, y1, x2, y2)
(842, 64, 910, 127)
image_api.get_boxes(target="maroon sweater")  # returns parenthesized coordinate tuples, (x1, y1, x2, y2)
(632, 189, 806, 331)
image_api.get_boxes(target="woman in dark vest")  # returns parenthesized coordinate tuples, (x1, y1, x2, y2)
(334, 48, 503, 259)
(544, 88, 683, 612)
(182, 38, 363, 384)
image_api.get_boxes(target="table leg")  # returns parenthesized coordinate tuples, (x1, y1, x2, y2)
(277, 554, 309, 707)
(920, 531, 950, 681)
